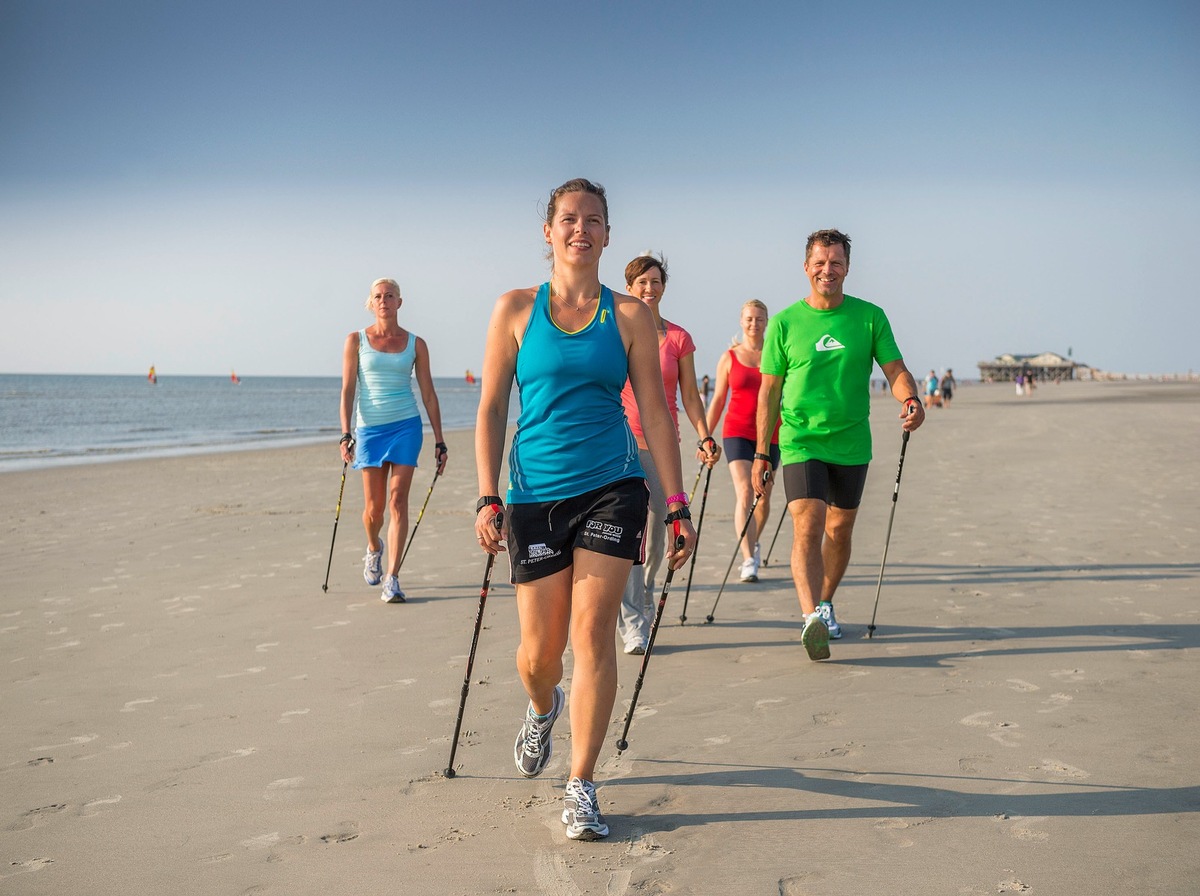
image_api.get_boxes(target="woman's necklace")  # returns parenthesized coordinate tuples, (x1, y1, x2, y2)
(550, 281, 600, 311)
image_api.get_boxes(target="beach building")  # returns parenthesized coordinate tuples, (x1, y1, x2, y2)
(977, 351, 1082, 382)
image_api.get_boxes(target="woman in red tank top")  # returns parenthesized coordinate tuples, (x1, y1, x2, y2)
(705, 300, 780, 583)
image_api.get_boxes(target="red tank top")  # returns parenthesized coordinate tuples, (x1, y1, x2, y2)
(724, 349, 779, 444)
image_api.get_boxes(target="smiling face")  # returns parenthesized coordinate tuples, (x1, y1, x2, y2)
(740, 302, 767, 340)
(544, 190, 609, 266)
(626, 265, 665, 310)
(804, 242, 849, 304)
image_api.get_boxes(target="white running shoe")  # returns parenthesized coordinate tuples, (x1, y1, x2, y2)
(817, 601, 842, 639)
(801, 612, 831, 661)
(562, 777, 609, 841)
(739, 557, 759, 583)
(514, 685, 565, 778)
(380, 575, 405, 603)
(363, 548, 383, 586)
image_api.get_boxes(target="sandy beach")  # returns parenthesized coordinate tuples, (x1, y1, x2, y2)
(2, 380, 1197, 895)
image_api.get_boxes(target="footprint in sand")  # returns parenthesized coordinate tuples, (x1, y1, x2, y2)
(1008, 815, 1049, 841)
(1038, 758, 1089, 779)
(959, 711, 1022, 747)
(1036, 693, 1072, 713)
(873, 817, 915, 848)
(7, 804, 67, 832)
(1006, 679, 1040, 693)
(121, 698, 157, 713)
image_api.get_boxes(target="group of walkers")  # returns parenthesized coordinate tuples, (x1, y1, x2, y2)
(335, 178, 925, 841)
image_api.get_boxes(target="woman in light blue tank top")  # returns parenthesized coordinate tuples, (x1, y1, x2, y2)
(339, 278, 447, 604)
(471, 179, 698, 841)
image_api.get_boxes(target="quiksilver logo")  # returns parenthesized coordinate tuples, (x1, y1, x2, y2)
(815, 334, 845, 352)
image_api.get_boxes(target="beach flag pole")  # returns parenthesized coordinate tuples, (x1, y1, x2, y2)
(321, 461, 349, 593)
(617, 530, 685, 754)
(678, 463, 712, 624)
(444, 510, 503, 778)
(867, 431, 911, 639)
(705, 469, 770, 624)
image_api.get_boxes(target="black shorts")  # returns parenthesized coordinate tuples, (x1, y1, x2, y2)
(506, 477, 649, 584)
(723, 437, 781, 469)
(781, 460, 869, 509)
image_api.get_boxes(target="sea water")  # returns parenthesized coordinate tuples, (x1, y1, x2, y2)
(0, 374, 501, 473)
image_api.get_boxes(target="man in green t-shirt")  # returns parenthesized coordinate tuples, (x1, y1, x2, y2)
(752, 229, 924, 661)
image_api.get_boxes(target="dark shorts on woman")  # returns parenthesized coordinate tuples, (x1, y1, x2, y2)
(507, 477, 649, 584)
(723, 437, 780, 468)
(782, 460, 869, 509)
(353, 414, 423, 469)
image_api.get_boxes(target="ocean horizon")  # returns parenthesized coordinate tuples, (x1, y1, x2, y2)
(0, 373, 497, 473)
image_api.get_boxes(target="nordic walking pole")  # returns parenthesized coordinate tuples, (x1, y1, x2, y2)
(867, 431, 911, 639)
(705, 469, 770, 624)
(689, 462, 703, 503)
(617, 529, 686, 754)
(399, 468, 440, 570)
(321, 460, 349, 592)
(445, 509, 503, 778)
(762, 505, 788, 567)
(678, 464, 713, 624)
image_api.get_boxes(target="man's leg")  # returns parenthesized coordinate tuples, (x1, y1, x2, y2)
(788, 498, 827, 617)
(821, 505, 859, 603)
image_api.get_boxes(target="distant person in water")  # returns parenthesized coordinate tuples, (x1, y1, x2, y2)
(339, 278, 447, 603)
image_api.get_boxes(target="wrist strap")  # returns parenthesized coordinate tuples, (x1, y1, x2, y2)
(339, 432, 353, 445)
(664, 506, 692, 524)
(696, 436, 716, 449)
(753, 452, 772, 462)
(665, 491, 689, 507)
(476, 495, 502, 513)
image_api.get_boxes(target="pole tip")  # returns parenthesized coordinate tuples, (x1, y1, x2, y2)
(321, 585, 328, 593)
(444, 767, 456, 778)
(866, 625, 876, 639)
(615, 740, 627, 753)
(704, 615, 714, 624)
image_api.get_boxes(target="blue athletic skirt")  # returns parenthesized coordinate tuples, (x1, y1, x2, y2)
(353, 414, 423, 469)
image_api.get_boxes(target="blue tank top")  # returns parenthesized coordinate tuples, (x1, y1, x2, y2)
(507, 283, 643, 503)
(356, 329, 420, 428)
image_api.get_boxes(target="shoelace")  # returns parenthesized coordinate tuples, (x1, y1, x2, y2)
(523, 713, 544, 756)
(567, 781, 597, 816)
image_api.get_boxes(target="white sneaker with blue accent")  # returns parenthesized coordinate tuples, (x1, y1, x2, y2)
(514, 685, 565, 778)
(562, 776, 609, 840)
(363, 548, 383, 586)
(817, 601, 842, 639)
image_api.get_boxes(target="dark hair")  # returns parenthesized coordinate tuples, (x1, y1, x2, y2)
(544, 178, 610, 227)
(624, 252, 668, 287)
(805, 229, 851, 263)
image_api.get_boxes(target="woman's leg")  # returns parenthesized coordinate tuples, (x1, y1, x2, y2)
(566, 550, 633, 782)
(361, 466, 387, 551)
(639, 450, 666, 593)
(728, 459, 757, 560)
(384, 463, 415, 576)
(515, 566, 573, 714)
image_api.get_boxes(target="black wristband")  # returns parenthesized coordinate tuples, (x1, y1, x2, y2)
(903, 396, 920, 405)
(339, 432, 353, 445)
(476, 495, 502, 513)
(435, 442, 448, 453)
(664, 506, 692, 525)
(753, 452, 772, 462)
(697, 436, 716, 449)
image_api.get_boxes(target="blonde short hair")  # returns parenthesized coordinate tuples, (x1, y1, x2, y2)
(365, 278, 401, 310)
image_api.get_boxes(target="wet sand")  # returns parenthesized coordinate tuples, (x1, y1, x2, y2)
(2, 380, 1197, 894)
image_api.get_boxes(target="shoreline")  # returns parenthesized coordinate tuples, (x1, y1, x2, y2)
(2, 380, 1196, 894)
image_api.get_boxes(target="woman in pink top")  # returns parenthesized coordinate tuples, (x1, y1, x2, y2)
(617, 253, 720, 654)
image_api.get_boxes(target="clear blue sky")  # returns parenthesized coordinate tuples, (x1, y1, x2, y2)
(2, 0, 1197, 379)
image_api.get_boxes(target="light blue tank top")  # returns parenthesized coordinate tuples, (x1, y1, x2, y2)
(507, 284, 643, 503)
(356, 329, 420, 428)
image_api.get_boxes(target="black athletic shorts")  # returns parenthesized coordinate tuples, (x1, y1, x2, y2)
(506, 477, 649, 584)
(723, 437, 780, 468)
(781, 460, 869, 509)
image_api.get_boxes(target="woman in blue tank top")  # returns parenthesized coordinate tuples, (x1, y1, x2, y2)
(339, 278, 447, 604)
(473, 179, 697, 841)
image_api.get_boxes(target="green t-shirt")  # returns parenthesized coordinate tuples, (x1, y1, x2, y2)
(760, 295, 902, 466)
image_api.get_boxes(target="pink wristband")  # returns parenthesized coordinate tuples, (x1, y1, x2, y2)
(665, 492, 689, 506)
